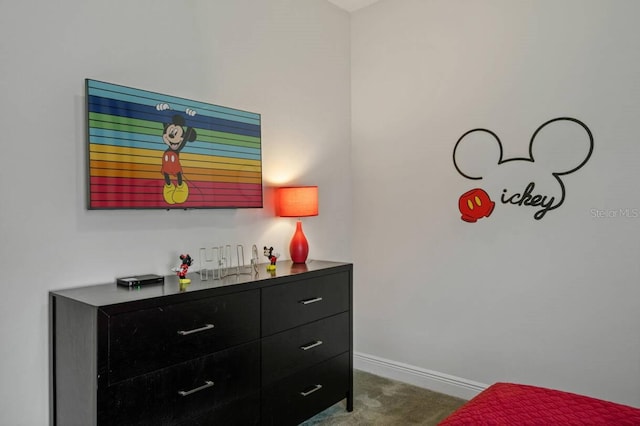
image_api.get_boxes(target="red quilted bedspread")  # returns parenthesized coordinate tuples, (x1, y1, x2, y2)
(439, 382, 640, 425)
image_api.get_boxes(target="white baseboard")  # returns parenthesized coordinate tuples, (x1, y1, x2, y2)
(354, 351, 488, 400)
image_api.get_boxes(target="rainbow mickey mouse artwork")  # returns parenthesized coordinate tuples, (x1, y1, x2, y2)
(453, 117, 594, 222)
(86, 79, 263, 209)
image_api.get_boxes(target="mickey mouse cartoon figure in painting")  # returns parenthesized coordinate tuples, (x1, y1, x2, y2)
(156, 103, 197, 205)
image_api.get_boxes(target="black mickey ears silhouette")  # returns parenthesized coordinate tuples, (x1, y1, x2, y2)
(453, 117, 594, 220)
(453, 117, 594, 180)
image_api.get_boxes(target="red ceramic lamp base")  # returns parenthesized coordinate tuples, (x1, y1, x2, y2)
(289, 220, 309, 263)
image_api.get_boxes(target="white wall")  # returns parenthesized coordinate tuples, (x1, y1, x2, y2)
(352, 0, 640, 406)
(0, 1, 351, 424)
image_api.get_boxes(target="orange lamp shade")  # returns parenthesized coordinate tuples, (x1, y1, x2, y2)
(276, 186, 318, 217)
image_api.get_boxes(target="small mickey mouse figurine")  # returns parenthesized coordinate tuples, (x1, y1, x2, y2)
(263, 246, 278, 271)
(178, 254, 192, 284)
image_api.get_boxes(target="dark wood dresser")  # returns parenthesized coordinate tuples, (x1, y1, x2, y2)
(50, 260, 353, 425)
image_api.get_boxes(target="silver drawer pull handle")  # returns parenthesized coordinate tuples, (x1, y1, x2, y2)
(300, 340, 323, 351)
(300, 297, 323, 305)
(178, 380, 214, 396)
(300, 384, 323, 397)
(177, 323, 215, 336)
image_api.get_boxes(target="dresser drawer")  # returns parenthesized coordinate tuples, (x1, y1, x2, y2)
(108, 289, 259, 383)
(262, 271, 350, 336)
(175, 393, 260, 426)
(261, 352, 350, 426)
(262, 312, 349, 385)
(99, 341, 260, 426)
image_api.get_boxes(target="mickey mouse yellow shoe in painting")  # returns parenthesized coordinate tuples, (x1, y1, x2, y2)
(163, 183, 176, 204)
(173, 182, 189, 204)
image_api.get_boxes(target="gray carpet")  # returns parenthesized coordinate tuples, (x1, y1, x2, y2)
(301, 370, 468, 425)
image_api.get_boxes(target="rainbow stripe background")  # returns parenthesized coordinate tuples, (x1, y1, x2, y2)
(86, 79, 262, 209)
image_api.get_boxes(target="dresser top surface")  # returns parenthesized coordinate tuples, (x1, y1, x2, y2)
(50, 260, 352, 308)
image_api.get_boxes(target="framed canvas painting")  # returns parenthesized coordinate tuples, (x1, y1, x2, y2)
(86, 79, 262, 209)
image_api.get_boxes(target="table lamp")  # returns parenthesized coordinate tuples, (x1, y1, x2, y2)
(276, 186, 318, 263)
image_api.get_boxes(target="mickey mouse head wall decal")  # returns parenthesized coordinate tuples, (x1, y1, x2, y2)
(453, 117, 594, 222)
